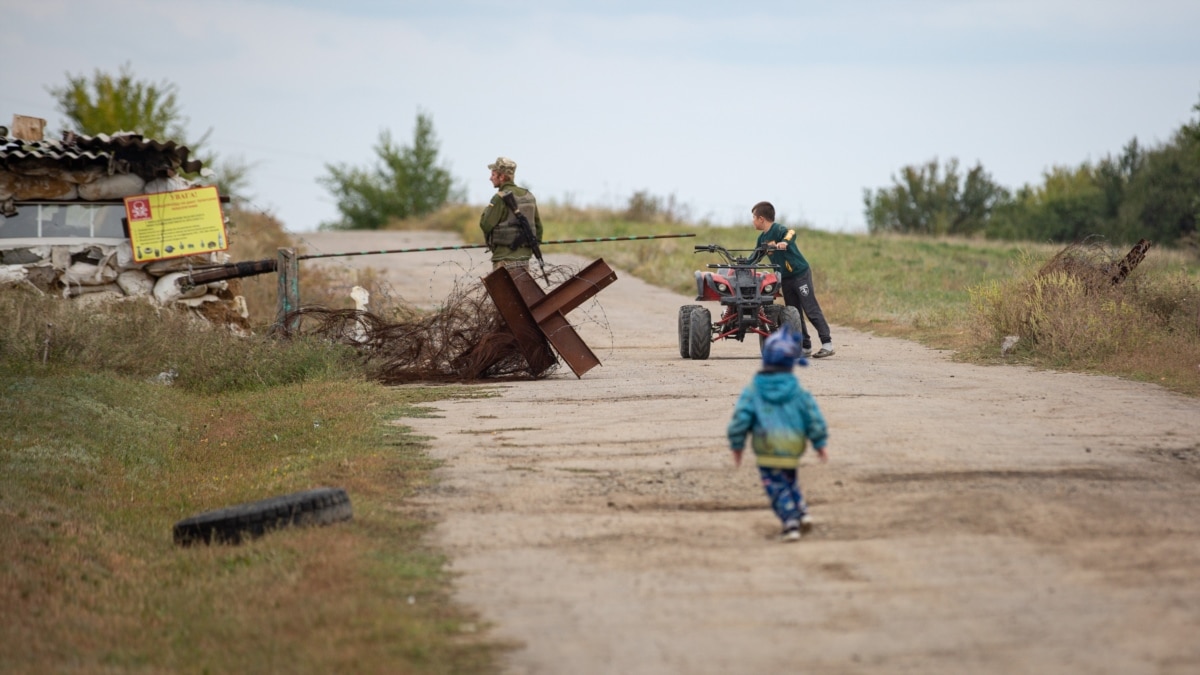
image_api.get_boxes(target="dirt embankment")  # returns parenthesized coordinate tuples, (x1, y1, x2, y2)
(301, 230, 1200, 675)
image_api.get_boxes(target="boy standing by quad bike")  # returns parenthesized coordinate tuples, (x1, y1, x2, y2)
(751, 201, 835, 358)
(727, 326, 830, 541)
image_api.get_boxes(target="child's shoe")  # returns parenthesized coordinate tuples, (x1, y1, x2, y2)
(780, 527, 801, 542)
(799, 514, 814, 534)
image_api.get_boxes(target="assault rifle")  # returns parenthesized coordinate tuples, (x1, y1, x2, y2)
(500, 191, 546, 276)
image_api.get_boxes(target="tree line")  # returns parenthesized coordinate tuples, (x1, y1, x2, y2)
(863, 94, 1200, 248)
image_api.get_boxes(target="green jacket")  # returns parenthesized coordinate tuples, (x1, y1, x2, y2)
(479, 182, 543, 263)
(755, 222, 810, 278)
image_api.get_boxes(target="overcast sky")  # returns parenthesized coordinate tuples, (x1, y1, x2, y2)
(3, 0, 1198, 233)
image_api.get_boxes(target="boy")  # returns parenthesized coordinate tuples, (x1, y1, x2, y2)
(751, 201, 834, 358)
(727, 326, 829, 541)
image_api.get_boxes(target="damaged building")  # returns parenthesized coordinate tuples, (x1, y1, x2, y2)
(0, 114, 248, 328)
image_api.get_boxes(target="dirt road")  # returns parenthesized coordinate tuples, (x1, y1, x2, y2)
(300, 230, 1200, 675)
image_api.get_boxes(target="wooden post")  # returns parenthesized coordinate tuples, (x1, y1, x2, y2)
(275, 247, 300, 331)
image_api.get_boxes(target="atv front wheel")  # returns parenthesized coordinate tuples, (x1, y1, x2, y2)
(688, 306, 712, 360)
(678, 304, 700, 359)
(759, 304, 784, 353)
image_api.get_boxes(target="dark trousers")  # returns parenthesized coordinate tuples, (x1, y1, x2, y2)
(781, 269, 831, 349)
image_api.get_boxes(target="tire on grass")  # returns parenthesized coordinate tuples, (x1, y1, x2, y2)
(173, 487, 353, 546)
(678, 304, 700, 359)
(688, 306, 712, 360)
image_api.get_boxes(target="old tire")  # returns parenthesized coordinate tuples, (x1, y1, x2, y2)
(759, 304, 784, 353)
(678, 305, 700, 359)
(173, 487, 353, 546)
(688, 306, 712, 360)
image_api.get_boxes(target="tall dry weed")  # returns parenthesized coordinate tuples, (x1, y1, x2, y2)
(0, 289, 357, 392)
(969, 240, 1200, 372)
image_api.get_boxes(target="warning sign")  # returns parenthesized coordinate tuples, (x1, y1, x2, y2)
(125, 186, 227, 263)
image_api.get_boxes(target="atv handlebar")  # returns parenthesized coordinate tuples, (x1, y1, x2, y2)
(694, 243, 775, 268)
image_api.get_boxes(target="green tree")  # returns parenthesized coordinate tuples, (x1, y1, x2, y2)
(868, 92, 1200, 248)
(48, 62, 186, 140)
(318, 112, 466, 230)
(863, 158, 1008, 236)
(1024, 165, 1108, 243)
(1118, 130, 1200, 247)
(47, 62, 253, 204)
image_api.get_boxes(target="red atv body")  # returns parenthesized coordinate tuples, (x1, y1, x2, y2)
(678, 244, 803, 360)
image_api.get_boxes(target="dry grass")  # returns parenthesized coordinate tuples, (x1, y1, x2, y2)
(0, 290, 357, 392)
(968, 239, 1200, 393)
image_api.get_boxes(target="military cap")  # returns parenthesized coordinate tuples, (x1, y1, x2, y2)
(487, 156, 517, 174)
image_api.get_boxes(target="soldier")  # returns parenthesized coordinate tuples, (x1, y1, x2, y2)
(479, 156, 543, 271)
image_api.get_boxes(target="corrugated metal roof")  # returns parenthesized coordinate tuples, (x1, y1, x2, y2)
(0, 131, 203, 175)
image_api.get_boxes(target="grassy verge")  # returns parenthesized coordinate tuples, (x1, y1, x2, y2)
(0, 369, 504, 673)
(0, 284, 505, 673)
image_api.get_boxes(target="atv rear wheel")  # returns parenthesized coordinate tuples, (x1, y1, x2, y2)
(688, 306, 712, 360)
(678, 304, 700, 359)
(780, 305, 804, 336)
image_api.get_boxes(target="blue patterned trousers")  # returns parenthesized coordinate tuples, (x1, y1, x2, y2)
(759, 467, 808, 529)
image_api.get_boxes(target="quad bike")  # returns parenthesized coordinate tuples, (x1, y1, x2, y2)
(679, 244, 803, 360)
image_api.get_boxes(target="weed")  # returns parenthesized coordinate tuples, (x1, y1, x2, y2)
(968, 240, 1200, 391)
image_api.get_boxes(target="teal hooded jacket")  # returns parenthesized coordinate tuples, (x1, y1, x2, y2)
(727, 371, 828, 469)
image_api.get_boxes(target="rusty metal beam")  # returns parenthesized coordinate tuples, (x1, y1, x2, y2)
(482, 268, 558, 375)
(483, 260, 618, 379)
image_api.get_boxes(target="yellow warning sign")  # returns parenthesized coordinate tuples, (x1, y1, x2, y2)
(125, 186, 227, 263)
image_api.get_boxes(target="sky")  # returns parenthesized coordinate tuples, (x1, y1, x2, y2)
(3, 0, 1198, 233)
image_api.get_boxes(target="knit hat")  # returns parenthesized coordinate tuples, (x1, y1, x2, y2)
(761, 325, 808, 370)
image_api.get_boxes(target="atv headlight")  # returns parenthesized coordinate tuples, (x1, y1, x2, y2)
(762, 283, 776, 295)
(716, 282, 728, 293)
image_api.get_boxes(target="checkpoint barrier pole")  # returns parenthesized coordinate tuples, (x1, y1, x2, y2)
(292, 233, 697, 261)
(174, 234, 696, 327)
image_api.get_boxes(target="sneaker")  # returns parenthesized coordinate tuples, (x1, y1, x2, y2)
(812, 347, 835, 358)
(801, 347, 813, 358)
(780, 527, 801, 542)
(799, 514, 814, 534)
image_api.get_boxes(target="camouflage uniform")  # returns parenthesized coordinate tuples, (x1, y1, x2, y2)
(480, 157, 542, 269)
